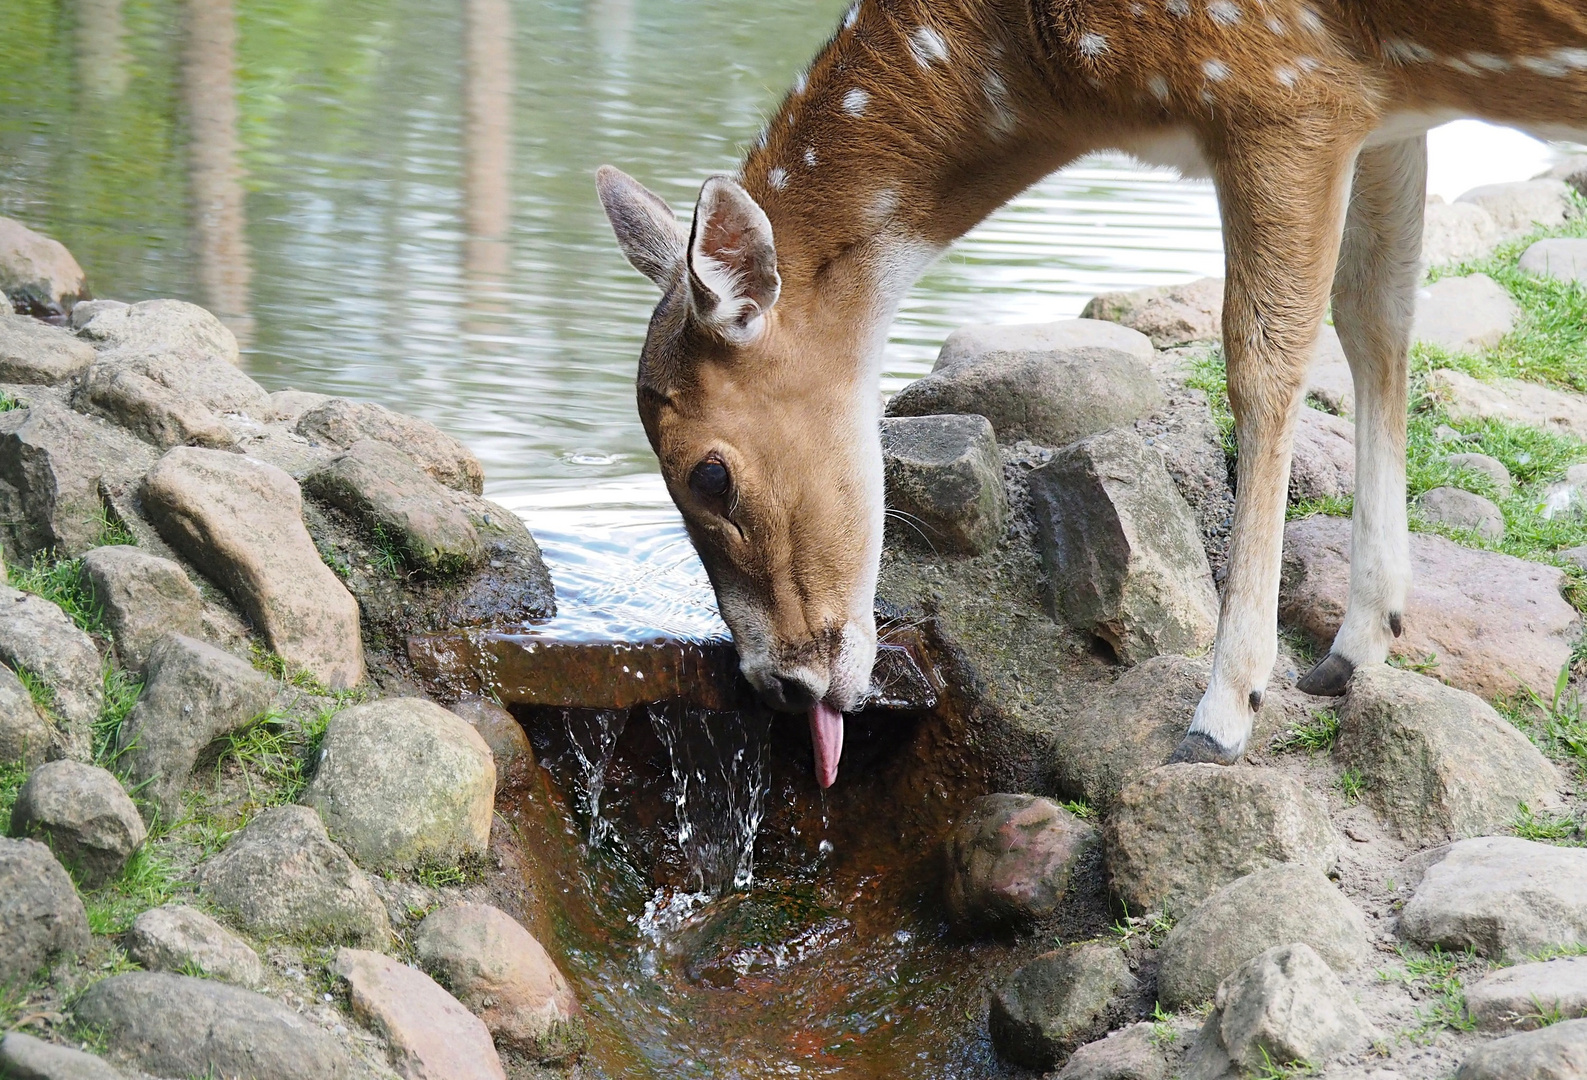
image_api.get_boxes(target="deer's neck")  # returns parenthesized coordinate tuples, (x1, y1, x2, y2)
(739, 0, 1080, 350)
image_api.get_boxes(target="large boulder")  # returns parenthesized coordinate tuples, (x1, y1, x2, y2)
(1279, 515, 1578, 701)
(1412, 274, 1519, 353)
(1104, 764, 1340, 916)
(73, 298, 241, 367)
(942, 793, 1098, 930)
(885, 324, 1163, 448)
(1337, 666, 1560, 845)
(73, 971, 357, 1080)
(1428, 367, 1587, 440)
(114, 634, 275, 823)
(78, 546, 203, 672)
(414, 903, 584, 1062)
(878, 414, 1006, 555)
(1181, 943, 1375, 1080)
(1465, 957, 1587, 1032)
(198, 804, 390, 946)
(1422, 197, 1501, 268)
(988, 942, 1137, 1071)
(0, 218, 87, 315)
(1154, 864, 1371, 1010)
(1519, 237, 1587, 285)
(74, 364, 238, 450)
(295, 397, 484, 495)
(1029, 428, 1218, 663)
(0, 836, 89, 987)
(142, 446, 364, 688)
(0, 662, 52, 769)
(125, 904, 263, 987)
(1399, 837, 1587, 961)
(331, 948, 506, 1080)
(8, 760, 145, 888)
(0, 1032, 128, 1080)
(1454, 179, 1575, 238)
(1289, 407, 1355, 503)
(1080, 277, 1223, 348)
(0, 315, 96, 384)
(303, 438, 484, 574)
(0, 583, 103, 760)
(301, 698, 495, 871)
(1454, 1019, 1587, 1080)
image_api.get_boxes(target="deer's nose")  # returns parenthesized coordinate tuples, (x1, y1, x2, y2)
(757, 670, 823, 713)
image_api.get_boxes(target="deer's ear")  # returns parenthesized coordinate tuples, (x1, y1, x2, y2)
(688, 175, 780, 344)
(597, 165, 687, 288)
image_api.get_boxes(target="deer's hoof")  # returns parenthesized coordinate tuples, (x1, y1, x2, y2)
(1297, 652, 1355, 697)
(1169, 731, 1242, 766)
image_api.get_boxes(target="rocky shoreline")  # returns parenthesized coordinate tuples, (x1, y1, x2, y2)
(0, 166, 1585, 1080)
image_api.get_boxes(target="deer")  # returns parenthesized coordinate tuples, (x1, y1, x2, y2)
(597, 0, 1587, 788)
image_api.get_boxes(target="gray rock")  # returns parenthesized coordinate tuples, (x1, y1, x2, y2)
(1080, 277, 1223, 348)
(142, 446, 364, 689)
(1280, 515, 1579, 701)
(1306, 324, 1354, 417)
(73, 298, 240, 368)
(198, 804, 390, 946)
(78, 546, 203, 671)
(879, 414, 1006, 555)
(1399, 837, 1587, 961)
(1029, 428, 1218, 664)
(1454, 1018, 1587, 1080)
(1429, 368, 1587, 440)
(1466, 957, 1587, 1032)
(1422, 197, 1502, 268)
(0, 583, 103, 760)
(1455, 179, 1576, 238)
(8, 760, 145, 888)
(1541, 464, 1587, 521)
(1182, 943, 1376, 1080)
(68, 299, 126, 328)
(1104, 764, 1340, 916)
(1443, 452, 1513, 500)
(0, 836, 89, 987)
(1417, 485, 1506, 540)
(0, 662, 51, 769)
(72, 971, 357, 1080)
(302, 698, 494, 871)
(988, 942, 1137, 1071)
(267, 389, 332, 424)
(125, 904, 263, 987)
(942, 793, 1098, 930)
(1520, 237, 1587, 286)
(295, 397, 484, 495)
(935, 319, 1155, 368)
(0, 316, 96, 384)
(1539, 154, 1587, 196)
(413, 903, 584, 1062)
(115, 634, 274, 823)
(331, 948, 506, 1079)
(1053, 1022, 1170, 1080)
(0, 218, 87, 316)
(1290, 407, 1355, 503)
(885, 332, 1164, 448)
(74, 363, 237, 450)
(1155, 864, 1371, 1010)
(447, 696, 536, 794)
(1413, 274, 1519, 353)
(303, 438, 484, 574)
(0, 1031, 128, 1080)
(0, 400, 154, 559)
(1134, 386, 1235, 577)
(1562, 545, 1587, 572)
(1338, 666, 1560, 845)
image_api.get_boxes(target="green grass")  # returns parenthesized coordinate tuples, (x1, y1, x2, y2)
(1337, 767, 1367, 805)
(1273, 709, 1340, 754)
(1498, 666, 1587, 781)
(1059, 798, 1095, 820)
(94, 505, 138, 548)
(93, 667, 144, 769)
(1253, 1048, 1317, 1079)
(370, 523, 405, 579)
(1111, 906, 1176, 947)
(83, 845, 183, 935)
(1379, 944, 1483, 1042)
(0, 760, 26, 834)
(1511, 802, 1584, 846)
(7, 552, 106, 638)
(13, 663, 56, 715)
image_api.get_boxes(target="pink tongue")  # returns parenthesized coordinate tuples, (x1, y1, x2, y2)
(808, 702, 845, 789)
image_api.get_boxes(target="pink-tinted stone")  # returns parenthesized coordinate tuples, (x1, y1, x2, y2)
(331, 948, 505, 1080)
(943, 793, 1098, 930)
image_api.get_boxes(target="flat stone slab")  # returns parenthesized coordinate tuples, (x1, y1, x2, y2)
(1280, 515, 1578, 701)
(1520, 237, 1587, 285)
(0, 315, 95, 384)
(1453, 1018, 1587, 1080)
(1429, 367, 1587, 439)
(1399, 837, 1587, 961)
(332, 948, 506, 1080)
(1412, 274, 1519, 353)
(1466, 957, 1587, 1032)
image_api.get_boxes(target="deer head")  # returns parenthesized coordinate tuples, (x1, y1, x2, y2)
(597, 165, 889, 788)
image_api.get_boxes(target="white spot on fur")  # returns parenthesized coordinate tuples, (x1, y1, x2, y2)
(867, 188, 899, 226)
(1167, 0, 1190, 17)
(793, 69, 808, 96)
(1147, 73, 1170, 101)
(843, 3, 859, 29)
(1444, 56, 1480, 75)
(983, 73, 1018, 136)
(1521, 55, 1569, 77)
(1383, 38, 1433, 64)
(1078, 33, 1108, 57)
(1274, 65, 1298, 87)
(1467, 52, 1510, 71)
(843, 88, 869, 117)
(1199, 88, 1216, 105)
(1207, 1, 1240, 26)
(1556, 48, 1587, 68)
(1296, 7, 1322, 33)
(767, 167, 788, 191)
(909, 25, 949, 67)
(1129, 2, 1146, 14)
(1265, 16, 1285, 34)
(1202, 58, 1230, 81)
(803, 147, 818, 168)
(1296, 55, 1320, 72)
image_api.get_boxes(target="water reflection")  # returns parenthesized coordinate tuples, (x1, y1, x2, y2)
(73, 0, 130, 101)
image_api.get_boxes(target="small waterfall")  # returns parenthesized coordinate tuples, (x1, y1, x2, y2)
(561, 707, 628, 848)
(648, 703, 773, 894)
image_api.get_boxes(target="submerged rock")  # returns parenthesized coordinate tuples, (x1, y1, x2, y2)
(942, 793, 1098, 930)
(331, 948, 506, 1080)
(0, 314, 96, 384)
(0, 836, 90, 987)
(78, 546, 203, 672)
(0, 583, 104, 760)
(125, 904, 263, 987)
(1465, 957, 1587, 1032)
(1454, 1018, 1587, 1080)
(879, 414, 1006, 555)
(0, 217, 87, 315)
(1080, 277, 1223, 348)
(0, 1031, 128, 1080)
(8, 760, 145, 888)
(1029, 427, 1218, 664)
(1337, 666, 1559, 845)
(668, 884, 849, 990)
(988, 942, 1137, 1071)
(296, 397, 484, 495)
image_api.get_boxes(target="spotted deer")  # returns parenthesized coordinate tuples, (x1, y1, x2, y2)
(598, 0, 1587, 787)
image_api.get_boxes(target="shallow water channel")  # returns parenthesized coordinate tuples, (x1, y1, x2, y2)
(0, 0, 1575, 1074)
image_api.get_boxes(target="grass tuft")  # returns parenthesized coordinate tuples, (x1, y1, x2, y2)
(1337, 767, 1367, 805)
(1059, 798, 1095, 820)
(1497, 667, 1587, 781)
(0, 760, 27, 834)
(1379, 944, 1482, 1042)
(93, 666, 144, 769)
(13, 663, 56, 714)
(83, 845, 183, 935)
(1273, 710, 1340, 755)
(1511, 802, 1584, 846)
(1110, 905, 1176, 948)
(8, 552, 106, 638)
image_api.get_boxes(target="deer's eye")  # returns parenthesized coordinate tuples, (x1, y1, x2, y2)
(689, 457, 730, 500)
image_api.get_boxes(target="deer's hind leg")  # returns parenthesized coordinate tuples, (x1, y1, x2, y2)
(1296, 135, 1425, 695)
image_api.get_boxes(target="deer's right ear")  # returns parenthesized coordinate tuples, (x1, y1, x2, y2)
(597, 166, 687, 289)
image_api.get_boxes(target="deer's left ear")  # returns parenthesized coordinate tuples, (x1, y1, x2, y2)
(688, 176, 780, 344)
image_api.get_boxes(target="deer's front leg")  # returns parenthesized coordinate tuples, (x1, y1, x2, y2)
(1173, 132, 1359, 764)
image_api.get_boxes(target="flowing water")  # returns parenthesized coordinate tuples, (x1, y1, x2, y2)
(0, 0, 1577, 1074)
